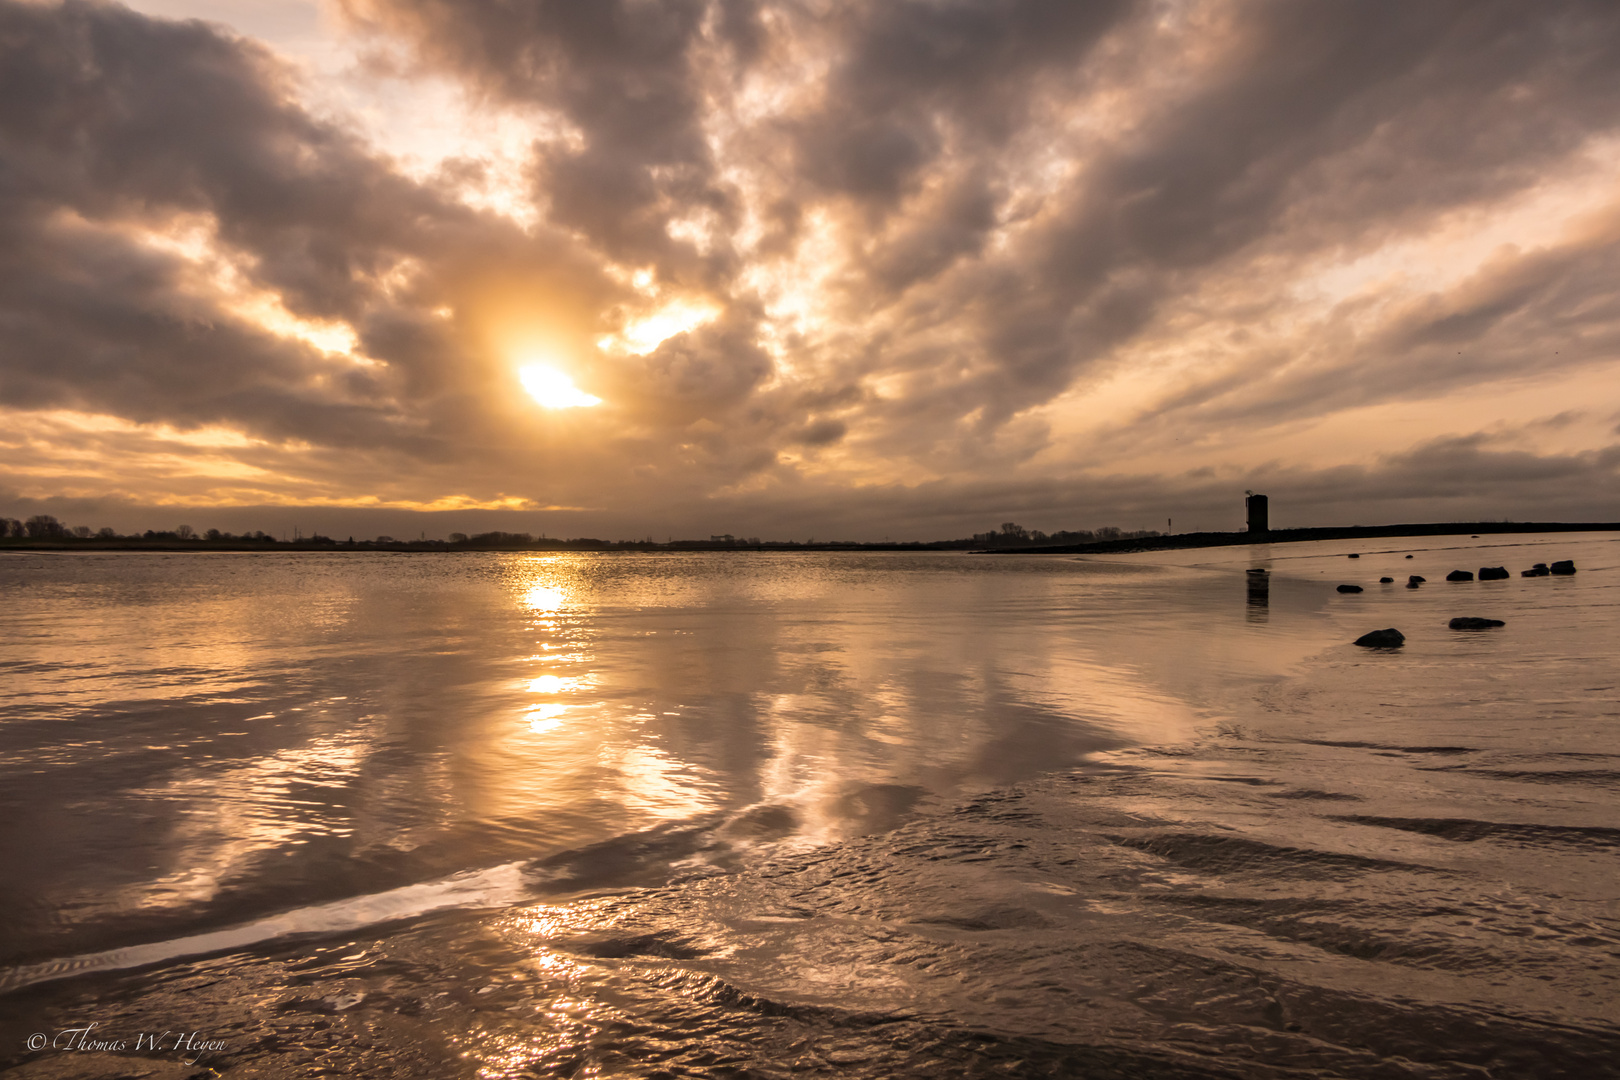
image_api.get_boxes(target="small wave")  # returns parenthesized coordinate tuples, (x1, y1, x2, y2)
(644, 969, 1259, 1078)
(1332, 815, 1620, 849)
(1105, 832, 1427, 877)
(554, 930, 711, 960)
(0, 804, 810, 996)
(1450, 768, 1620, 788)
(1299, 739, 1477, 755)
(1265, 788, 1364, 801)
(0, 862, 529, 994)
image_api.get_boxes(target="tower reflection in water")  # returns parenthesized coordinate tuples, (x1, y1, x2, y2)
(1245, 567, 1269, 623)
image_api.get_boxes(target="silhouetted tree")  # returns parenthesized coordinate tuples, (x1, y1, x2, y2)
(468, 531, 533, 546)
(24, 515, 66, 539)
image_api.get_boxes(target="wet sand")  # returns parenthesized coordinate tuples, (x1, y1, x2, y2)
(2, 535, 1617, 1077)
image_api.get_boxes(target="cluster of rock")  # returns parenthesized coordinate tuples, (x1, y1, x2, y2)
(1338, 555, 1581, 647)
(1353, 616, 1508, 647)
(1418, 560, 1578, 584)
(1446, 560, 1574, 581)
(1321, 554, 1581, 646)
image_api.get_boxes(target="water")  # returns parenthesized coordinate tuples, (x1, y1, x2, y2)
(0, 536, 1616, 1077)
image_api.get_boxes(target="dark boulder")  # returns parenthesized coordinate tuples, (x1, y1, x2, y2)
(1522, 564, 1550, 577)
(1478, 566, 1509, 581)
(1336, 584, 1363, 593)
(1406, 555, 1414, 559)
(1408, 575, 1426, 583)
(1445, 570, 1474, 582)
(1449, 617, 1505, 630)
(1348, 553, 1360, 558)
(1380, 577, 1394, 583)
(1354, 628, 1405, 648)
(1550, 560, 1577, 575)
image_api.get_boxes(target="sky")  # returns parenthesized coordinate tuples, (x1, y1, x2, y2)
(3, 0, 1619, 541)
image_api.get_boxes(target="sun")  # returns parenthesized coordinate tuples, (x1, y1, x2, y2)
(518, 365, 602, 409)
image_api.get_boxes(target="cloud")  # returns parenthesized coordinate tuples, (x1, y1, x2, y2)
(3, 0, 1620, 534)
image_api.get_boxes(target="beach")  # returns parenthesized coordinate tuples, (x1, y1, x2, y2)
(2, 534, 1617, 1078)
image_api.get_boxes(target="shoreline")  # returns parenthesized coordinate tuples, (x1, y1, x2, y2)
(0, 519, 1616, 554)
(1000, 519, 1620, 555)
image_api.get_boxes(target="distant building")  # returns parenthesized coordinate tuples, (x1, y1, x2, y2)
(1246, 492, 1269, 533)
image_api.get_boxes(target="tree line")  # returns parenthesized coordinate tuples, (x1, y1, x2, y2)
(1, 515, 1163, 550)
(970, 522, 1162, 547)
(0, 515, 279, 542)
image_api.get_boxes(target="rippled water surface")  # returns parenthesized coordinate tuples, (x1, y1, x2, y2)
(1, 536, 1616, 1077)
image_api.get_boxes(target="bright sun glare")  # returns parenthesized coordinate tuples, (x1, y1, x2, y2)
(519, 365, 601, 409)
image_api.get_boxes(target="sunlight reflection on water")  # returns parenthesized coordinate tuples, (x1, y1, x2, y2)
(3, 538, 1618, 1080)
(0, 549, 1327, 964)
(3, 538, 1613, 984)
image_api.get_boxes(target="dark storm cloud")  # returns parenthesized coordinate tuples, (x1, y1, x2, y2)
(791, 0, 1129, 202)
(0, 0, 423, 442)
(341, 0, 729, 276)
(0, 0, 629, 463)
(925, 0, 1620, 430)
(5, 0, 1620, 531)
(1135, 207, 1620, 432)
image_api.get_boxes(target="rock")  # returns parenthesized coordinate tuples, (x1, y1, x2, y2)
(1551, 560, 1577, 575)
(1354, 628, 1405, 648)
(1445, 570, 1474, 582)
(1348, 553, 1360, 558)
(1478, 566, 1509, 580)
(1406, 554, 1414, 559)
(1450, 617, 1505, 630)
(1336, 584, 1363, 593)
(1380, 577, 1394, 583)
(1408, 575, 1426, 583)
(1521, 565, 1549, 577)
